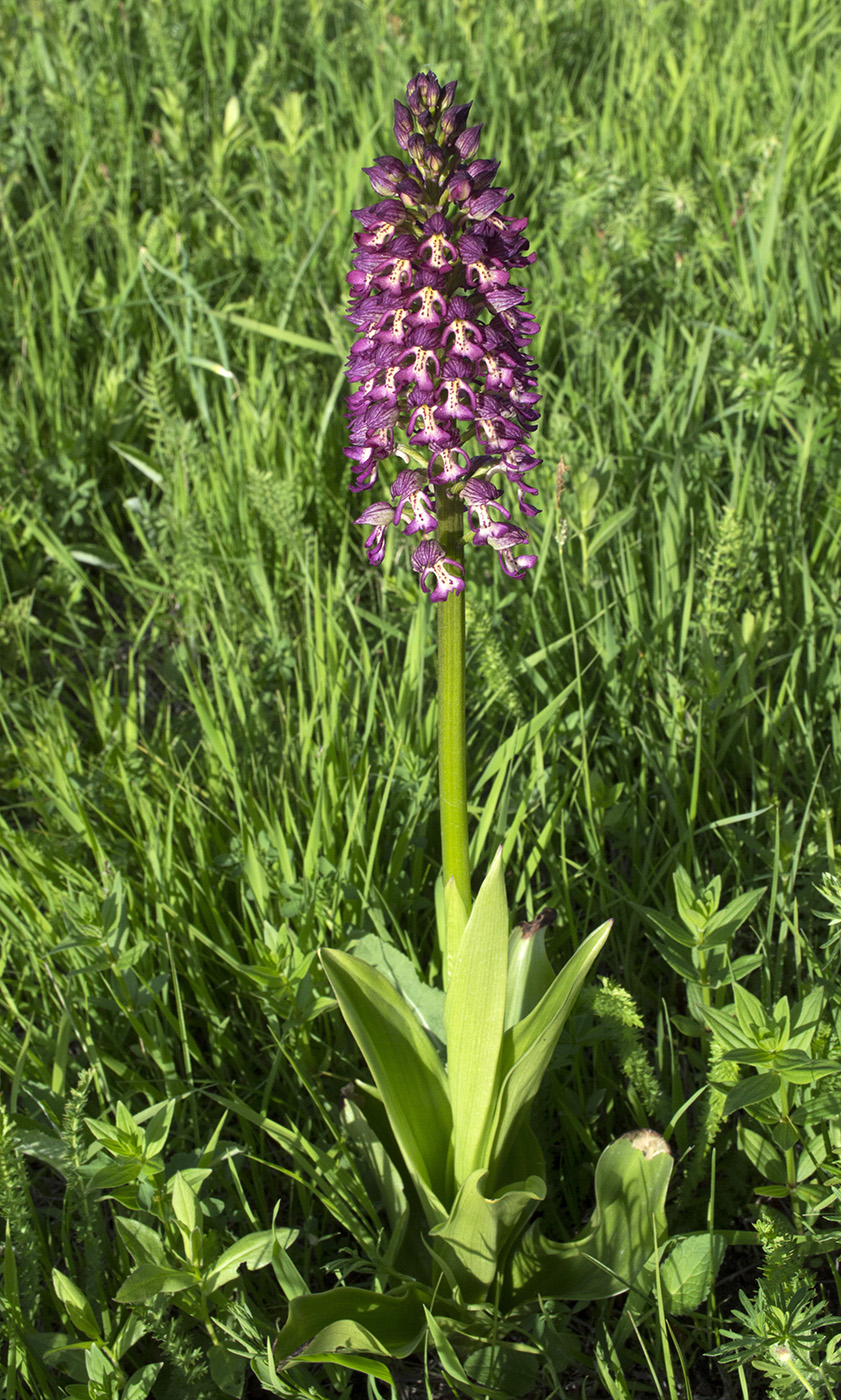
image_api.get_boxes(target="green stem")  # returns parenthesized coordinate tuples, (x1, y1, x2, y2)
(436, 487, 471, 921)
(778, 1080, 801, 1226)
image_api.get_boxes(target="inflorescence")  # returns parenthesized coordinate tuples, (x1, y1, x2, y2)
(344, 70, 541, 600)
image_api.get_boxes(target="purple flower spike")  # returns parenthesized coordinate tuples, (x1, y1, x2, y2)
(345, 70, 542, 597)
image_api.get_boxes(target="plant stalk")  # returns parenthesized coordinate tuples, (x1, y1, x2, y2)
(436, 486, 471, 922)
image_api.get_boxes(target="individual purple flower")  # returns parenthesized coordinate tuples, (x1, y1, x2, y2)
(411, 540, 464, 600)
(357, 500, 396, 566)
(345, 71, 542, 596)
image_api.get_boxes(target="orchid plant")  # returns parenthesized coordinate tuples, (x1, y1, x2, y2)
(272, 71, 673, 1387)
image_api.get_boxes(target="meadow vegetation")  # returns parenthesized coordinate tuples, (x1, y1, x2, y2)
(2, 0, 841, 1395)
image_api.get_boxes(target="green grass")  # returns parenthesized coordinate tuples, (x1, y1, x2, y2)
(2, 0, 841, 1395)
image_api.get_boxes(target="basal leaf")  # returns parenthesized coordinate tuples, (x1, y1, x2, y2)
(342, 1098, 409, 1260)
(508, 1134, 672, 1304)
(444, 876, 468, 987)
(444, 849, 509, 1180)
(275, 1285, 429, 1362)
(350, 934, 446, 1051)
(321, 949, 451, 1220)
(489, 921, 610, 1176)
(429, 1167, 545, 1303)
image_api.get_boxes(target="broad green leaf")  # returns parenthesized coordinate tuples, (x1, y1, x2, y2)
(703, 887, 765, 946)
(122, 1363, 163, 1400)
(489, 921, 611, 1176)
(789, 986, 825, 1051)
(141, 1100, 175, 1160)
(771, 994, 791, 1044)
(648, 937, 698, 982)
(730, 953, 764, 982)
(722, 1073, 780, 1115)
(271, 1240, 310, 1302)
(429, 1168, 545, 1302)
(792, 1088, 841, 1125)
(796, 1135, 826, 1181)
(465, 1342, 540, 1397)
(673, 868, 720, 934)
(508, 1133, 672, 1304)
(205, 1228, 296, 1292)
(350, 934, 445, 1051)
(444, 849, 509, 1179)
(208, 1342, 246, 1397)
(492, 1118, 545, 1188)
(321, 949, 451, 1221)
(51, 1270, 101, 1341)
(771, 1120, 799, 1153)
(640, 907, 698, 949)
(719, 1048, 775, 1069)
(113, 1310, 150, 1362)
(659, 1232, 727, 1314)
(115, 1217, 167, 1267)
(721, 1048, 841, 1083)
(732, 983, 767, 1039)
(275, 1285, 429, 1362)
(273, 1350, 393, 1381)
(737, 1124, 786, 1183)
(87, 1162, 142, 1190)
(777, 1054, 841, 1084)
(702, 1004, 753, 1051)
(85, 1344, 114, 1384)
(170, 1172, 200, 1238)
(780, 1053, 823, 1086)
(17, 1129, 69, 1177)
(115, 1263, 196, 1303)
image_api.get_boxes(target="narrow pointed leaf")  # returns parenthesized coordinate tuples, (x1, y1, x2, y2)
(444, 849, 509, 1179)
(115, 1263, 195, 1303)
(444, 877, 468, 988)
(321, 949, 451, 1219)
(205, 1228, 297, 1292)
(505, 924, 554, 1030)
(342, 1098, 409, 1247)
(490, 921, 611, 1172)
